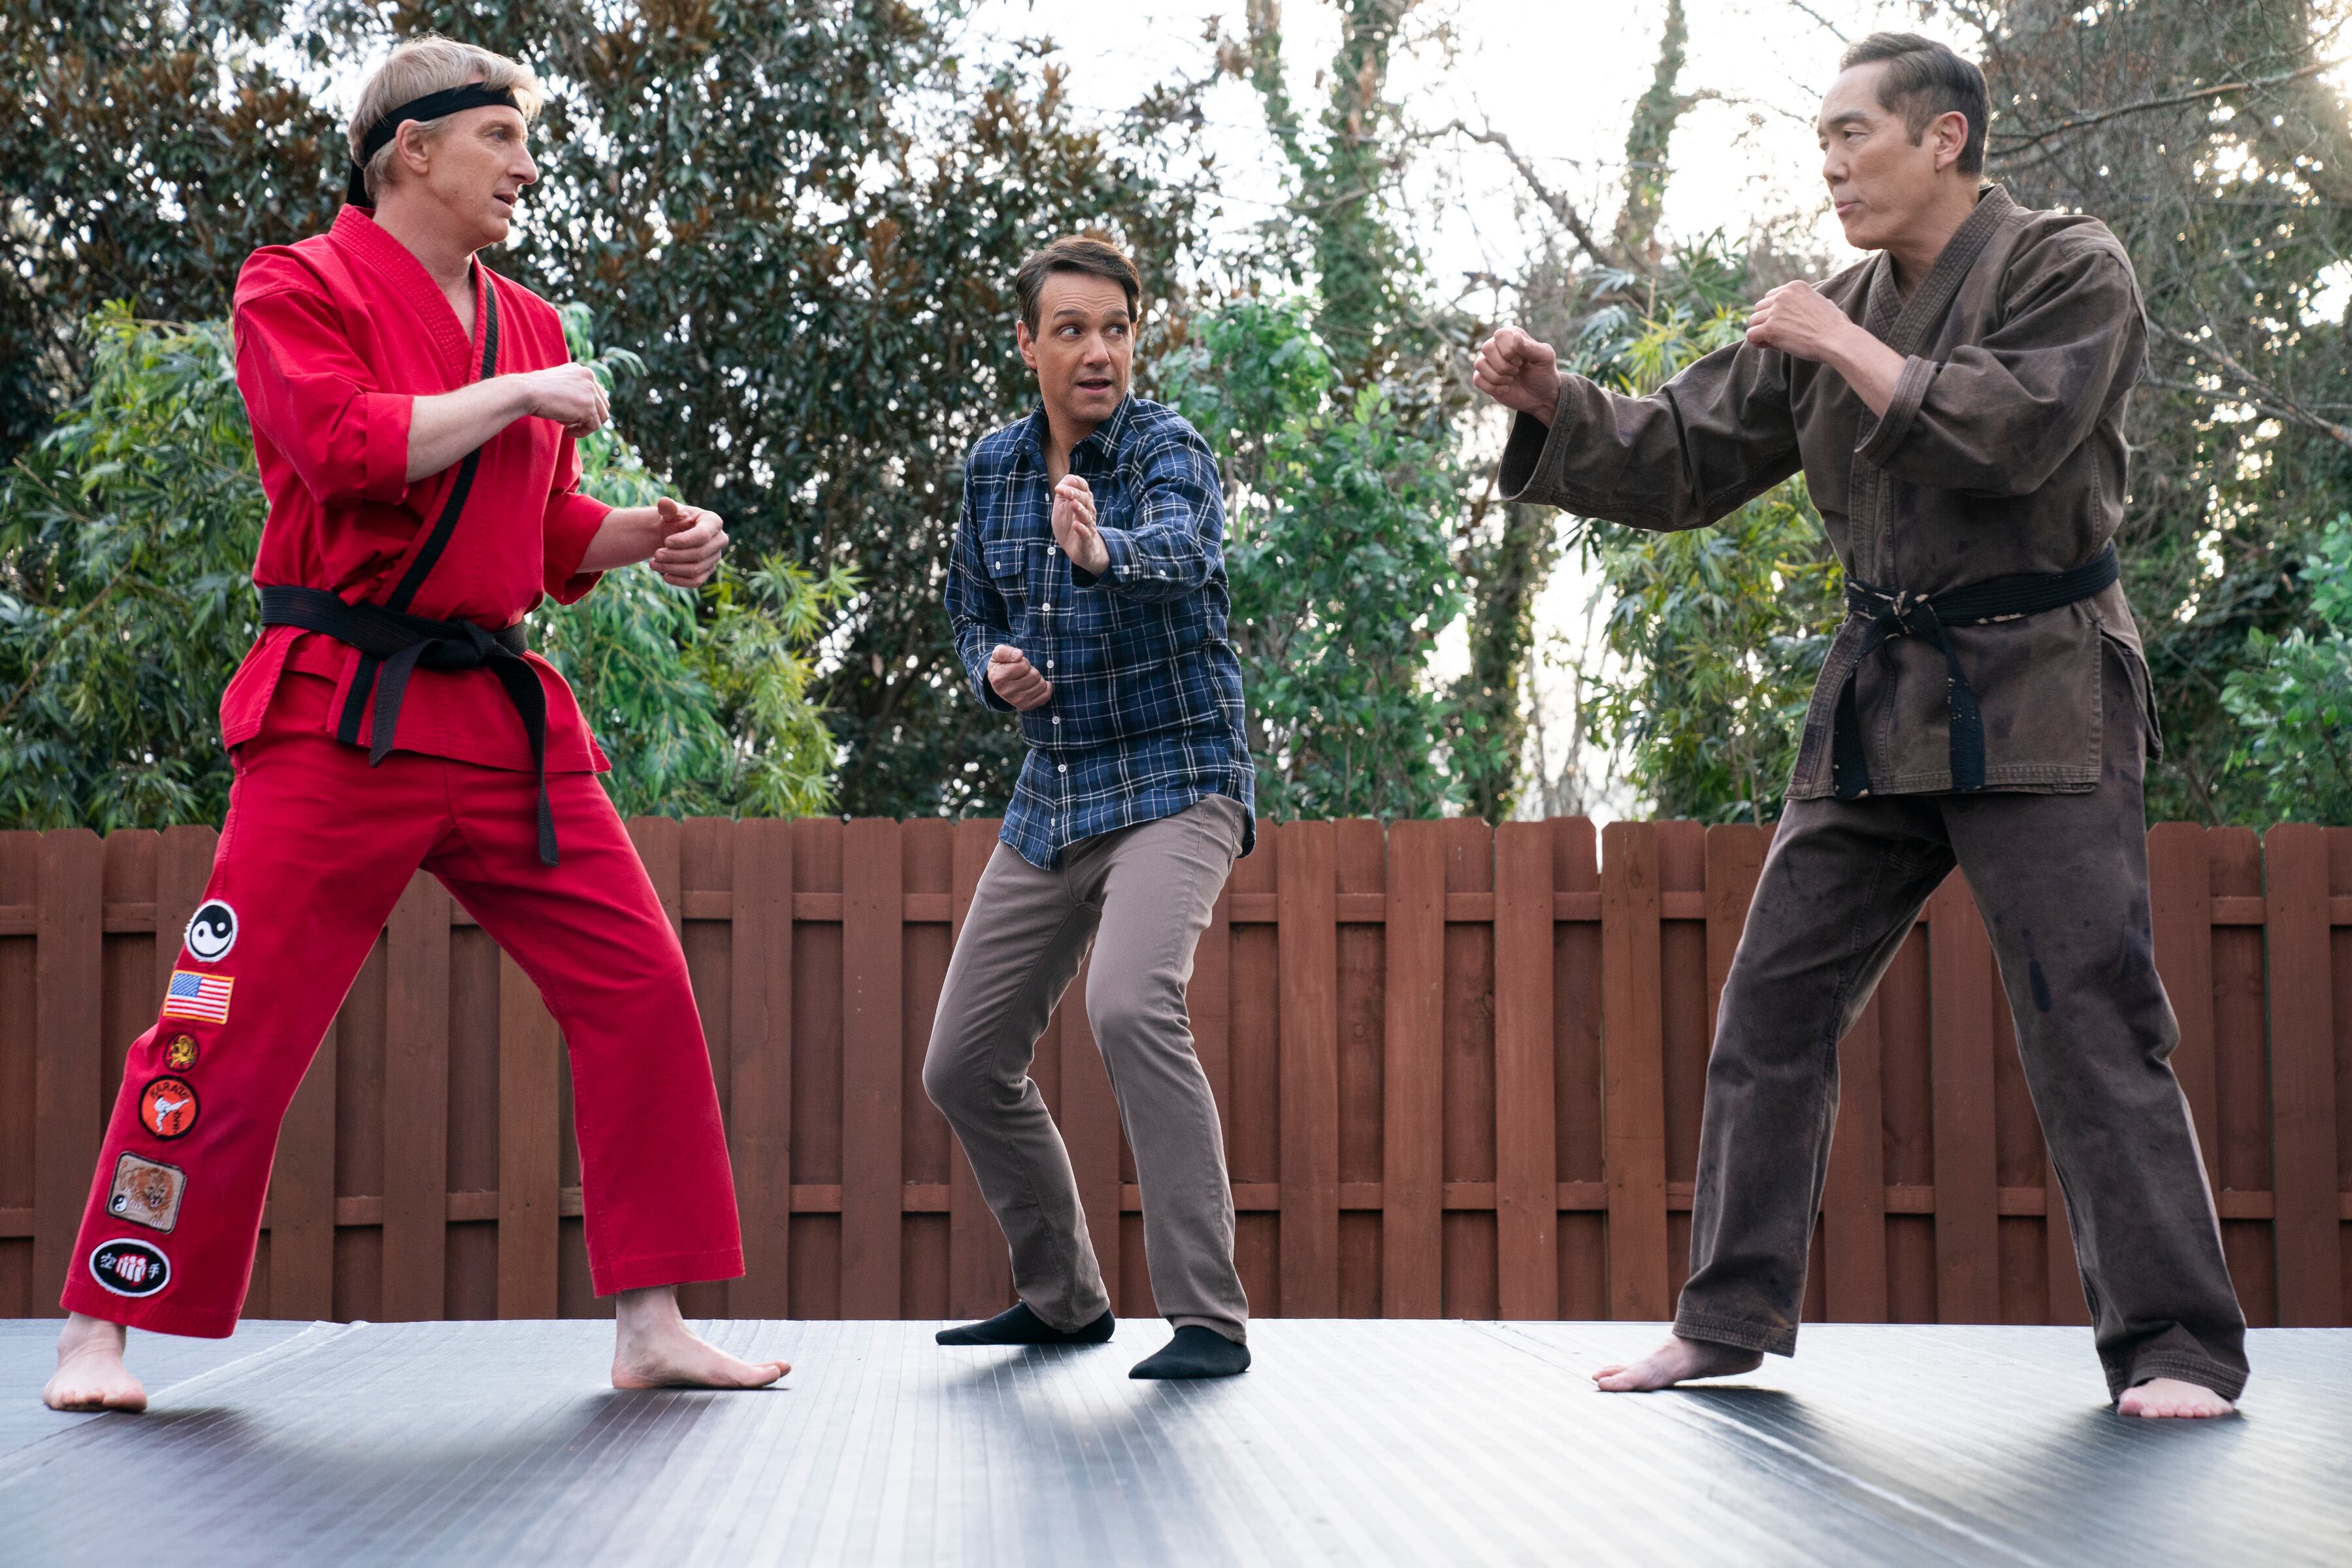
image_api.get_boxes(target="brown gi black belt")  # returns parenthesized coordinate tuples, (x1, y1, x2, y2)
(1831, 543, 2121, 800)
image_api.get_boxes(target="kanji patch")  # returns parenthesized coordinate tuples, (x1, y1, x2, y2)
(89, 1239, 171, 1298)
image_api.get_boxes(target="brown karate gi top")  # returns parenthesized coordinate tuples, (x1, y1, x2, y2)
(1500, 183, 2158, 799)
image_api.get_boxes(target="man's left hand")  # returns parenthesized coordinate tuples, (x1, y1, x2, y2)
(1745, 282, 1861, 364)
(1051, 475, 1109, 576)
(651, 497, 728, 588)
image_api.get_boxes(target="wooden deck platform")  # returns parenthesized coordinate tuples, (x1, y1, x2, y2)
(3, 1319, 2344, 1565)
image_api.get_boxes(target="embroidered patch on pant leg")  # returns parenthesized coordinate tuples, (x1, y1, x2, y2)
(106, 1153, 188, 1233)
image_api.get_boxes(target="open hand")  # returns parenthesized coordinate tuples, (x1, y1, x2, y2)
(650, 497, 727, 587)
(1051, 475, 1108, 576)
(1473, 327, 1563, 425)
(1744, 281, 1857, 363)
(987, 644, 1053, 711)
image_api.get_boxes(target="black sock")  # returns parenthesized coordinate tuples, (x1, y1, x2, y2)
(1129, 1325, 1250, 1379)
(935, 1301, 1115, 1347)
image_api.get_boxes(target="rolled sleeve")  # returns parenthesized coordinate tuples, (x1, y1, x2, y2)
(542, 487, 611, 603)
(233, 279, 415, 509)
(1854, 353, 1937, 468)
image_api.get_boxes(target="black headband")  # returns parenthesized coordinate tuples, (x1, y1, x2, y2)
(345, 83, 522, 207)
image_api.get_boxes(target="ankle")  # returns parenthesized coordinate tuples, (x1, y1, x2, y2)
(58, 1313, 125, 1358)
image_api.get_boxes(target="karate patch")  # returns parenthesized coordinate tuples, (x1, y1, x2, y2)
(139, 1075, 200, 1139)
(89, 1239, 171, 1298)
(163, 1033, 200, 1071)
(107, 1153, 186, 1233)
(161, 970, 233, 1024)
(183, 899, 238, 964)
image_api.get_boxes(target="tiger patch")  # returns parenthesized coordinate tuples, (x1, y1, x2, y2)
(107, 1153, 186, 1233)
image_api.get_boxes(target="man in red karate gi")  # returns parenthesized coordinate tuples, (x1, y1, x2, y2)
(43, 38, 785, 1410)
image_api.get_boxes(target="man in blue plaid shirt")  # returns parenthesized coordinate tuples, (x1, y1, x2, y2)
(924, 237, 1256, 1380)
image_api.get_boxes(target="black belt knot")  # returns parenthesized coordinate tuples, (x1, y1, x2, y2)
(1830, 544, 2119, 800)
(260, 584, 559, 865)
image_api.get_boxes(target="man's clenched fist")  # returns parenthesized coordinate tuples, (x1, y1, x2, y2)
(649, 496, 728, 588)
(987, 644, 1053, 711)
(1473, 326, 1563, 426)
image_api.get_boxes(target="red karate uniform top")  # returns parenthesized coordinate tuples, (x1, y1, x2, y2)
(223, 205, 612, 773)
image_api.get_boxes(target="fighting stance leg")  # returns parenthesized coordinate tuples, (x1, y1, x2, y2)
(923, 842, 1113, 1339)
(1077, 796, 1249, 1377)
(1940, 653, 2246, 1414)
(48, 697, 455, 1409)
(429, 765, 777, 1390)
(1598, 792, 1955, 1392)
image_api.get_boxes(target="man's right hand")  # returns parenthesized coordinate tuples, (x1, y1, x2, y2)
(1473, 327, 1563, 427)
(987, 644, 1053, 711)
(514, 363, 610, 436)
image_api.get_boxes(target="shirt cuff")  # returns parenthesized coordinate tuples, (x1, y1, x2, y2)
(542, 491, 612, 603)
(363, 391, 414, 506)
(1497, 404, 1558, 501)
(1073, 527, 1135, 588)
(1855, 353, 1937, 468)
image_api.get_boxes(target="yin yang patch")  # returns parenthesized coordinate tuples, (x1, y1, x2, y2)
(184, 900, 238, 964)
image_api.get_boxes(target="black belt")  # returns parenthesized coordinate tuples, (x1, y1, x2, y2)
(260, 585, 558, 865)
(1831, 544, 2119, 800)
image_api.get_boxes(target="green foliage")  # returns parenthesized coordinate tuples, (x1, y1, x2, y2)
(2220, 514, 2352, 823)
(1575, 243, 1844, 823)
(3, 1, 1212, 824)
(0, 306, 849, 830)
(1166, 297, 1462, 819)
(0, 304, 257, 828)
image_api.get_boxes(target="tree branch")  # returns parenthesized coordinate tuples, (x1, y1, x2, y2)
(1989, 56, 2349, 157)
(1444, 118, 1610, 266)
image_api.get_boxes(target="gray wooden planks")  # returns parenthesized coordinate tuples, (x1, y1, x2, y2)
(1, 1320, 2344, 1567)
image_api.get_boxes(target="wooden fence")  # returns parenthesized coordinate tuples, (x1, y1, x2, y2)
(1, 818, 2346, 1328)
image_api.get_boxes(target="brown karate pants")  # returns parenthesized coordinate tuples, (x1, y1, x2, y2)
(1676, 645, 2249, 1401)
(923, 793, 1250, 1342)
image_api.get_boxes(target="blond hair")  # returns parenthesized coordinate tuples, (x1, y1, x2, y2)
(349, 37, 543, 201)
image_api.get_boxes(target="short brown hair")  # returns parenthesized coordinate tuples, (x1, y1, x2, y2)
(1014, 237, 1141, 333)
(1839, 33, 1988, 176)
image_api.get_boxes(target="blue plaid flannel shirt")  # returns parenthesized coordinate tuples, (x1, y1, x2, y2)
(947, 396, 1256, 869)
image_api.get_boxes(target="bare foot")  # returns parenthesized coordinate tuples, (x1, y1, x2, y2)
(610, 1285, 789, 1390)
(1593, 1335, 1764, 1393)
(2117, 1376, 2234, 1419)
(42, 1313, 146, 1413)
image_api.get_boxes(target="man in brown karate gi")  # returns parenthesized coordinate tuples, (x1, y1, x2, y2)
(1475, 33, 2247, 1418)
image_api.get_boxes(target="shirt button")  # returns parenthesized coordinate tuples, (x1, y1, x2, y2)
(1058, 764, 1068, 774)
(1046, 659, 1055, 668)
(1051, 716, 1060, 725)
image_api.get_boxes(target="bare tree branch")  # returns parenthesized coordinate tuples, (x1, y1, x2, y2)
(2149, 320, 2352, 451)
(1989, 55, 2348, 156)
(1443, 118, 1611, 265)
(1784, 0, 1848, 43)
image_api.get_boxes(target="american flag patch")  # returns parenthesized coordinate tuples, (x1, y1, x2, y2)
(161, 970, 233, 1024)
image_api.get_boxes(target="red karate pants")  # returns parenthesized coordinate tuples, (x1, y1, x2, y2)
(59, 675, 744, 1336)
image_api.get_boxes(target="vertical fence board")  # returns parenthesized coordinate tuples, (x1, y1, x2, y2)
(1823, 996, 1889, 1323)
(2264, 823, 2340, 1325)
(382, 875, 451, 1320)
(1601, 822, 1670, 1320)
(496, 950, 561, 1318)
(154, 826, 215, 996)
(2149, 823, 2221, 1187)
(841, 819, 903, 1316)
(1060, 961, 1121, 1311)
(33, 832, 104, 1315)
(1702, 826, 1770, 1049)
(1493, 821, 1556, 1319)
(729, 819, 794, 1318)
(945, 820, 1007, 1319)
(1278, 821, 1339, 1317)
(1929, 874, 2001, 1324)
(267, 1019, 338, 1320)
(1382, 821, 1445, 1318)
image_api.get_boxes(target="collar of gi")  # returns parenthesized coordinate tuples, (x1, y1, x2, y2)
(345, 84, 522, 208)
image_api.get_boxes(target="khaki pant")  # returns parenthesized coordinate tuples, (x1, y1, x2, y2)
(923, 794, 1250, 1341)
(1680, 646, 2249, 1399)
